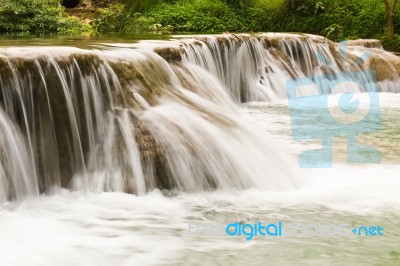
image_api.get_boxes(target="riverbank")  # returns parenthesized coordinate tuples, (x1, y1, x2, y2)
(88, 0, 400, 52)
(1, 0, 400, 52)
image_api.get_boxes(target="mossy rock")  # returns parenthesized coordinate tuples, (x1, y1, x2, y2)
(69, 53, 102, 76)
(154, 47, 183, 63)
(369, 53, 400, 82)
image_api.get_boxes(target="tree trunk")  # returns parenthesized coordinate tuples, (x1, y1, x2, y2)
(383, 0, 397, 40)
(388, 13, 395, 39)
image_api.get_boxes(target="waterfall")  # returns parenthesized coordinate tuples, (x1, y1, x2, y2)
(0, 33, 398, 201)
(0, 108, 38, 201)
(180, 33, 400, 101)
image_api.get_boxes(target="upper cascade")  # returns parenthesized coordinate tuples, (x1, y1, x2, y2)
(175, 33, 400, 101)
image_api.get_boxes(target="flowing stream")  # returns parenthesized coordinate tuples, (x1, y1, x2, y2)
(0, 33, 399, 265)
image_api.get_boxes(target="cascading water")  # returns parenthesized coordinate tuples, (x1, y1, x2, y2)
(1, 33, 400, 202)
(1, 33, 400, 201)
(0, 108, 38, 201)
(1, 33, 400, 266)
(181, 33, 400, 101)
(0, 37, 310, 201)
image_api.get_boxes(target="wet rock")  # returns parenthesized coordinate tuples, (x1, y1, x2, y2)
(347, 39, 383, 49)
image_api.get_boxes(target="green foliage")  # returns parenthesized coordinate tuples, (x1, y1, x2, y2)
(380, 34, 400, 52)
(0, 0, 87, 34)
(323, 24, 343, 41)
(320, 0, 386, 39)
(91, 4, 129, 32)
(223, 0, 255, 9)
(59, 16, 92, 34)
(0, 0, 62, 33)
(122, 0, 177, 13)
(91, 4, 161, 33)
(283, 0, 307, 9)
(145, 0, 245, 32)
(87, 0, 399, 45)
(1, 0, 400, 52)
(251, 0, 391, 41)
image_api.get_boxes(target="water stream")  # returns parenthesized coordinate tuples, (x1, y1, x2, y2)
(0, 33, 399, 265)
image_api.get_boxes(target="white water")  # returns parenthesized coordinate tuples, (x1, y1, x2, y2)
(0, 44, 297, 199)
(181, 33, 399, 102)
(0, 34, 399, 265)
(0, 109, 38, 201)
(1, 96, 400, 265)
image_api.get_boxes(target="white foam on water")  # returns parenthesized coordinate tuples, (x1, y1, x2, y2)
(0, 162, 399, 265)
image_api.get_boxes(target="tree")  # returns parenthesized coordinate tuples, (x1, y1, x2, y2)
(383, 0, 398, 39)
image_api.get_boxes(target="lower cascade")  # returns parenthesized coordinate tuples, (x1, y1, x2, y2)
(0, 33, 399, 201)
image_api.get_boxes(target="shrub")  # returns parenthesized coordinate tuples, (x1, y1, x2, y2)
(145, 0, 246, 32)
(122, 0, 178, 13)
(91, 4, 160, 33)
(0, 0, 86, 34)
(91, 4, 129, 33)
(59, 16, 92, 34)
(260, 0, 392, 41)
(380, 34, 400, 52)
